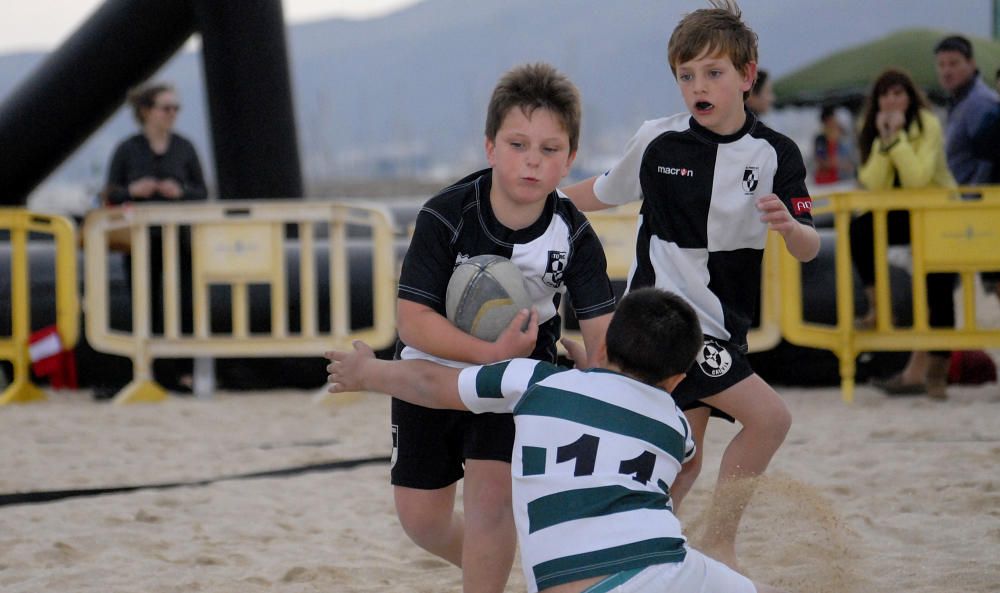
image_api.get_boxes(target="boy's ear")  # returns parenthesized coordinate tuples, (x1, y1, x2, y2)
(563, 148, 577, 175)
(742, 61, 758, 94)
(658, 372, 686, 393)
(484, 135, 497, 166)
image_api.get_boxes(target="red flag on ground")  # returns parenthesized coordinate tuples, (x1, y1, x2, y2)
(949, 350, 997, 385)
(28, 325, 78, 389)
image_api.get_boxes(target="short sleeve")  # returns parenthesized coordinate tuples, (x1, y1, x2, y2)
(773, 138, 814, 227)
(562, 219, 616, 320)
(397, 206, 458, 313)
(593, 122, 655, 207)
(457, 359, 562, 414)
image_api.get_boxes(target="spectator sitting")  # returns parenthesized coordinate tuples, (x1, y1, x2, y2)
(813, 105, 856, 184)
(851, 68, 956, 400)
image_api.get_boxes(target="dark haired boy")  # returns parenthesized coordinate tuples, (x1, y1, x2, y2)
(391, 62, 616, 592)
(327, 288, 788, 593)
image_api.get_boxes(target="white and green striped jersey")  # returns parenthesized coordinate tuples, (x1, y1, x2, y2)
(457, 359, 696, 593)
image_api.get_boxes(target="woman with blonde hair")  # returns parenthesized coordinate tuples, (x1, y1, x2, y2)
(851, 68, 956, 399)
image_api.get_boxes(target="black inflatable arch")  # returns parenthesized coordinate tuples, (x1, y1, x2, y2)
(0, 0, 303, 203)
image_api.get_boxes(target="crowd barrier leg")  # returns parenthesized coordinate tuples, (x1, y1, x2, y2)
(112, 356, 167, 404)
(1, 225, 47, 404)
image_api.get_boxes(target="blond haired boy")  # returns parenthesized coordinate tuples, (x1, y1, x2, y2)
(563, 0, 820, 569)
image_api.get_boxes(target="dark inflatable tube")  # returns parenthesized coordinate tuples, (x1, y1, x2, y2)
(2, 224, 911, 390)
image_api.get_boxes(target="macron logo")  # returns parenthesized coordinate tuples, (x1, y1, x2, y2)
(657, 165, 694, 177)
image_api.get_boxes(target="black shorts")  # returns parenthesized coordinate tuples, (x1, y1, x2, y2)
(390, 397, 515, 490)
(671, 336, 754, 423)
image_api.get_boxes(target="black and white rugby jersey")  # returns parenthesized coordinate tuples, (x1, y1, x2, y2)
(594, 111, 814, 349)
(398, 168, 616, 364)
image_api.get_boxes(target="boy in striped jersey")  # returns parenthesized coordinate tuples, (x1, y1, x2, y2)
(326, 289, 787, 593)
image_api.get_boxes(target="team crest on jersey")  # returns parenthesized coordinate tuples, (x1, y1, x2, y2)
(697, 339, 732, 378)
(543, 250, 567, 288)
(742, 166, 759, 194)
(390, 424, 399, 468)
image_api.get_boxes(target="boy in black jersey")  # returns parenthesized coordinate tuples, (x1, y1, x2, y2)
(392, 63, 616, 592)
(563, 0, 820, 570)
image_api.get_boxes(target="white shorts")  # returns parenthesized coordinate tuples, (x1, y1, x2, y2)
(581, 548, 756, 593)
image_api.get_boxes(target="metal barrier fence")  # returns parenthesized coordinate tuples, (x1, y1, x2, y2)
(570, 205, 783, 353)
(25, 190, 994, 406)
(83, 201, 397, 404)
(0, 209, 79, 405)
(778, 187, 1000, 401)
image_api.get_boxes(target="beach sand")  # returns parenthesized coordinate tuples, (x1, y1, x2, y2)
(0, 383, 997, 593)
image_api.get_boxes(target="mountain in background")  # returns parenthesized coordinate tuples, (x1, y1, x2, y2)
(0, 0, 992, 201)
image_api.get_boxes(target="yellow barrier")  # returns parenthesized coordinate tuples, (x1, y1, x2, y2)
(0, 210, 79, 405)
(83, 201, 397, 404)
(566, 205, 782, 353)
(779, 187, 1000, 401)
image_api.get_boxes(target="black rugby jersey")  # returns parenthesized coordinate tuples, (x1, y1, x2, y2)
(594, 110, 813, 349)
(398, 169, 616, 363)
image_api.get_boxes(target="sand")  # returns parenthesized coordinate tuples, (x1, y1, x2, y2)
(0, 383, 998, 593)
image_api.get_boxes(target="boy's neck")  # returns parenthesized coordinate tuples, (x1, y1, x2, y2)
(602, 362, 684, 393)
(488, 184, 547, 231)
(705, 107, 749, 137)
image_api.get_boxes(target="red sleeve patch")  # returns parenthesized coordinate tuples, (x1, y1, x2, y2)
(791, 197, 812, 216)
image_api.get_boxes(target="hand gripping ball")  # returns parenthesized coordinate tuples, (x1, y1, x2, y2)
(446, 255, 532, 342)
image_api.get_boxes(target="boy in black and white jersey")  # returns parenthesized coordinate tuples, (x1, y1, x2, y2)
(392, 63, 616, 592)
(562, 0, 820, 569)
(327, 289, 788, 593)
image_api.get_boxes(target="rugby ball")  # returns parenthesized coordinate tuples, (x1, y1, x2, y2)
(446, 255, 532, 341)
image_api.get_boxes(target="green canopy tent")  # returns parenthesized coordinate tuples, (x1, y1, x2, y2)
(774, 28, 1000, 111)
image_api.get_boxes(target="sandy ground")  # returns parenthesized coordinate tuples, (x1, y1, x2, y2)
(0, 382, 998, 593)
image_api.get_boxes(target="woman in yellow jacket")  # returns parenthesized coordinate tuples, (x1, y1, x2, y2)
(851, 68, 957, 399)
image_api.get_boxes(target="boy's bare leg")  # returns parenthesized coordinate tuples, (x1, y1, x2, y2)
(461, 459, 516, 593)
(699, 374, 791, 570)
(670, 406, 711, 511)
(393, 484, 464, 566)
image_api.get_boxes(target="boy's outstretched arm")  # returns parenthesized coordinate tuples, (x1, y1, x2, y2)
(559, 336, 588, 369)
(561, 176, 615, 212)
(325, 341, 468, 410)
(756, 194, 820, 262)
(578, 312, 612, 368)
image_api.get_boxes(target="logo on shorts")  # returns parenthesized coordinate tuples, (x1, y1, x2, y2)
(454, 252, 470, 268)
(390, 424, 399, 469)
(742, 166, 759, 194)
(543, 250, 567, 288)
(697, 339, 732, 378)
